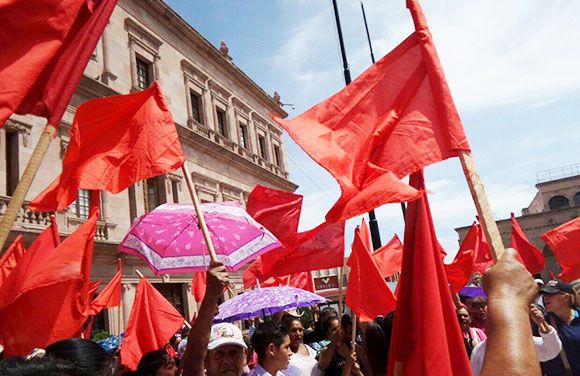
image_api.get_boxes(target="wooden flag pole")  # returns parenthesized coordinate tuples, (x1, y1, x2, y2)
(135, 269, 144, 279)
(458, 151, 505, 261)
(338, 266, 344, 314)
(351, 314, 357, 354)
(0, 123, 56, 254)
(118, 258, 123, 344)
(181, 163, 219, 263)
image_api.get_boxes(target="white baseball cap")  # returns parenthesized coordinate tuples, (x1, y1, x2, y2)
(208, 323, 247, 351)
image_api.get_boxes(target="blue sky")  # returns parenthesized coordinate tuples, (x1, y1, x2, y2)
(166, 0, 580, 259)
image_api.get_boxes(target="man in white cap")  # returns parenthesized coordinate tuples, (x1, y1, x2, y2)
(182, 262, 247, 376)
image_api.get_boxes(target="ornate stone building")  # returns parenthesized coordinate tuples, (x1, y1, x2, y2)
(456, 164, 580, 280)
(0, 0, 296, 335)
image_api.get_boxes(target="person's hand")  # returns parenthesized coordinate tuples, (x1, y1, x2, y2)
(206, 261, 228, 300)
(529, 305, 546, 326)
(329, 327, 342, 345)
(346, 353, 362, 376)
(483, 248, 536, 308)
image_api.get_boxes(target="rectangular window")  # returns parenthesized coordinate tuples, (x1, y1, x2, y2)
(258, 135, 268, 160)
(273, 145, 282, 167)
(172, 180, 179, 203)
(5, 132, 19, 196)
(190, 91, 203, 124)
(128, 185, 137, 224)
(143, 177, 160, 213)
(136, 57, 151, 90)
(216, 108, 227, 137)
(74, 189, 91, 219)
(239, 123, 248, 149)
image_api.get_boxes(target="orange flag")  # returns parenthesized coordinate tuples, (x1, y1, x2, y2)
(541, 216, 580, 282)
(445, 223, 477, 293)
(0, 211, 97, 356)
(387, 171, 471, 376)
(29, 81, 186, 212)
(0, 0, 118, 127)
(274, 0, 470, 222)
(0, 236, 26, 286)
(346, 222, 397, 322)
(88, 259, 122, 316)
(120, 277, 184, 371)
(372, 235, 404, 278)
(510, 214, 545, 274)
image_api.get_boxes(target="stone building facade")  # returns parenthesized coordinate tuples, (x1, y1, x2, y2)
(0, 0, 297, 335)
(456, 164, 580, 280)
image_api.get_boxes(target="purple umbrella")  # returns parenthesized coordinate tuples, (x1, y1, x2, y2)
(214, 286, 327, 323)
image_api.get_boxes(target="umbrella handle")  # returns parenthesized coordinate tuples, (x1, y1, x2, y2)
(181, 163, 219, 263)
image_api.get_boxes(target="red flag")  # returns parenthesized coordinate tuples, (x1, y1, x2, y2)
(0, 211, 97, 356)
(29, 81, 186, 212)
(387, 171, 471, 376)
(242, 260, 314, 292)
(88, 259, 122, 316)
(445, 223, 477, 294)
(261, 221, 345, 277)
(0, 236, 26, 286)
(510, 213, 545, 274)
(346, 225, 397, 322)
(0, 0, 118, 127)
(473, 222, 493, 273)
(88, 280, 102, 298)
(246, 185, 303, 244)
(243, 259, 266, 290)
(541, 216, 580, 282)
(192, 272, 207, 302)
(372, 234, 404, 278)
(120, 277, 184, 371)
(274, 0, 470, 222)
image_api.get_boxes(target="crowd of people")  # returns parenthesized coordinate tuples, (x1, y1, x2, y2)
(0, 249, 579, 376)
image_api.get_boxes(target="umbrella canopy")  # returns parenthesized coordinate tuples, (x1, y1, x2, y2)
(119, 202, 281, 274)
(214, 286, 327, 323)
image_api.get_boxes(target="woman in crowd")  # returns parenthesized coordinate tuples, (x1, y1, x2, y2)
(319, 314, 369, 376)
(457, 305, 486, 357)
(127, 349, 178, 376)
(540, 280, 580, 376)
(362, 315, 394, 376)
(281, 316, 320, 376)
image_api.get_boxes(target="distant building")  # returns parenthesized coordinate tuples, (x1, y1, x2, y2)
(456, 163, 580, 280)
(0, 0, 296, 335)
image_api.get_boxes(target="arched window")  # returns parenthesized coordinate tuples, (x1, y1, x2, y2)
(548, 195, 570, 210)
(574, 192, 580, 206)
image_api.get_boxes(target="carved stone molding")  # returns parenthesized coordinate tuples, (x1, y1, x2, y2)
(4, 120, 32, 147)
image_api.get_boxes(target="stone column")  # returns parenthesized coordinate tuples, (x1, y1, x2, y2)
(153, 55, 161, 81)
(128, 39, 138, 92)
(183, 283, 197, 322)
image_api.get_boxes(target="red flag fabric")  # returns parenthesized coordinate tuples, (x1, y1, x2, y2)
(192, 272, 207, 302)
(88, 280, 102, 298)
(510, 213, 545, 274)
(387, 171, 471, 376)
(242, 259, 315, 292)
(0, 236, 26, 286)
(445, 223, 477, 294)
(120, 277, 184, 371)
(0, 211, 97, 355)
(541, 216, 580, 282)
(273, 0, 470, 222)
(346, 225, 397, 322)
(473, 223, 493, 274)
(372, 234, 404, 278)
(29, 81, 186, 212)
(246, 185, 303, 244)
(260, 221, 345, 277)
(88, 259, 122, 316)
(0, 0, 118, 127)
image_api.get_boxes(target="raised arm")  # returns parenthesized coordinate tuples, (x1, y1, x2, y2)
(480, 248, 541, 376)
(181, 261, 229, 376)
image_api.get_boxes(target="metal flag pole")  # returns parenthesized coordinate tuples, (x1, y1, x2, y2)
(331, 0, 382, 250)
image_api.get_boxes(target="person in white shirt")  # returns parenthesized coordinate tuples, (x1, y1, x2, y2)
(281, 316, 320, 376)
(470, 304, 562, 376)
(249, 321, 300, 376)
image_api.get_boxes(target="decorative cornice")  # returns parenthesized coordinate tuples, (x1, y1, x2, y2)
(124, 17, 163, 52)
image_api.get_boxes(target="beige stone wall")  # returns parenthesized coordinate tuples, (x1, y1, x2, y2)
(0, 0, 296, 333)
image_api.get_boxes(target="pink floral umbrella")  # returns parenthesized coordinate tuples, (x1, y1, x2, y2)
(119, 202, 281, 274)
